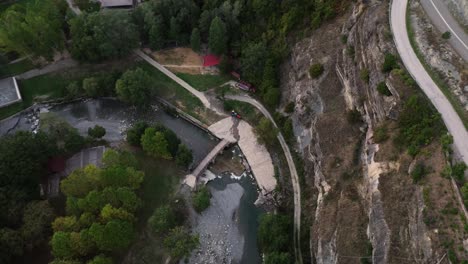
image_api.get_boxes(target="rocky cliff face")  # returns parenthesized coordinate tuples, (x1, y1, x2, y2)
(281, 0, 466, 263)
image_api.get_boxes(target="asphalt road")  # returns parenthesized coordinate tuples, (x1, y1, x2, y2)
(226, 94, 303, 264)
(391, 0, 468, 165)
(420, 0, 468, 61)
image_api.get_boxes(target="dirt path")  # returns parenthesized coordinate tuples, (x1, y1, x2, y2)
(15, 58, 78, 80)
(225, 94, 303, 264)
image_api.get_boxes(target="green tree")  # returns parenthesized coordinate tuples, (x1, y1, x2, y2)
(66, 82, 82, 98)
(0, 0, 66, 60)
(208, 17, 227, 55)
(264, 252, 291, 264)
(61, 166, 100, 198)
(99, 166, 144, 190)
(100, 204, 134, 223)
(69, 11, 139, 62)
(102, 150, 138, 169)
(190, 28, 201, 52)
(82, 77, 100, 97)
(169, 16, 181, 43)
(193, 186, 211, 213)
(258, 213, 292, 253)
(240, 42, 267, 84)
(175, 144, 193, 168)
(163, 226, 199, 259)
(88, 125, 106, 139)
(149, 16, 165, 50)
(90, 220, 134, 251)
(255, 118, 278, 145)
(0, 228, 24, 262)
(51, 231, 74, 259)
(141, 128, 172, 159)
(411, 163, 426, 183)
(88, 254, 113, 264)
(116, 68, 153, 107)
(126, 122, 149, 146)
(148, 205, 176, 234)
(52, 216, 80, 233)
(0, 131, 55, 201)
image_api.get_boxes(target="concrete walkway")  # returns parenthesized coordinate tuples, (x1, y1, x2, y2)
(15, 58, 78, 80)
(391, 0, 468, 165)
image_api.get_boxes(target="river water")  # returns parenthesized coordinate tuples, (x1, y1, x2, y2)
(0, 98, 262, 263)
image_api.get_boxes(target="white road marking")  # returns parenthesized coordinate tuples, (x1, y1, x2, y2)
(428, 0, 468, 50)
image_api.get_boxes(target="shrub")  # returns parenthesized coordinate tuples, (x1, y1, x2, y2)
(347, 109, 362, 124)
(83, 77, 100, 97)
(148, 205, 176, 234)
(374, 125, 389, 143)
(309, 63, 324, 78)
(126, 122, 149, 146)
(193, 186, 211, 213)
(88, 125, 106, 139)
(66, 82, 82, 98)
(360, 68, 370, 83)
(411, 163, 426, 183)
(163, 226, 199, 259)
(376, 82, 392, 96)
(382, 53, 398, 73)
(442, 31, 451, 39)
(340, 35, 348, 44)
(284, 102, 295, 114)
(452, 162, 467, 183)
(346, 45, 355, 57)
(396, 95, 444, 155)
(175, 144, 193, 168)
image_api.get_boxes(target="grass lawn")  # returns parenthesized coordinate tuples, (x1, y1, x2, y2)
(137, 62, 207, 120)
(176, 73, 230, 92)
(0, 74, 72, 120)
(223, 99, 261, 123)
(0, 59, 36, 78)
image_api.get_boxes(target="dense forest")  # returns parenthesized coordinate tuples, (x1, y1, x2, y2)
(0, 0, 347, 108)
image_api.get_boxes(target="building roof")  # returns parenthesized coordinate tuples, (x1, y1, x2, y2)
(98, 0, 133, 7)
(203, 54, 221, 67)
(0, 77, 22, 108)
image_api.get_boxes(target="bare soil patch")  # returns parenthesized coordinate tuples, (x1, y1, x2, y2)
(152, 47, 203, 74)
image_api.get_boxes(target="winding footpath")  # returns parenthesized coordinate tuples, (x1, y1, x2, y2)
(226, 95, 303, 264)
(136, 50, 303, 263)
(391, 0, 468, 165)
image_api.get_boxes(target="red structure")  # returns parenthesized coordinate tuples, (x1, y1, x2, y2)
(47, 157, 66, 173)
(203, 54, 221, 67)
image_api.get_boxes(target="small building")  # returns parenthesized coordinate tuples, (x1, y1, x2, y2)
(203, 54, 221, 67)
(0, 77, 22, 108)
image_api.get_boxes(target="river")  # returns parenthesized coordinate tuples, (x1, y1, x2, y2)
(0, 98, 262, 263)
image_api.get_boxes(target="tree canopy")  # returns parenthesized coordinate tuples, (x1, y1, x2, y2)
(116, 68, 153, 107)
(0, 0, 66, 60)
(69, 10, 139, 62)
(208, 16, 227, 55)
(51, 150, 144, 262)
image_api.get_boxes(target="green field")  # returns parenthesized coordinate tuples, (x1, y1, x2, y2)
(176, 73, 230, 92)
(137, 62, 207, 119)
(0, 59, 36, 78)
(0, 74, 72, 119)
